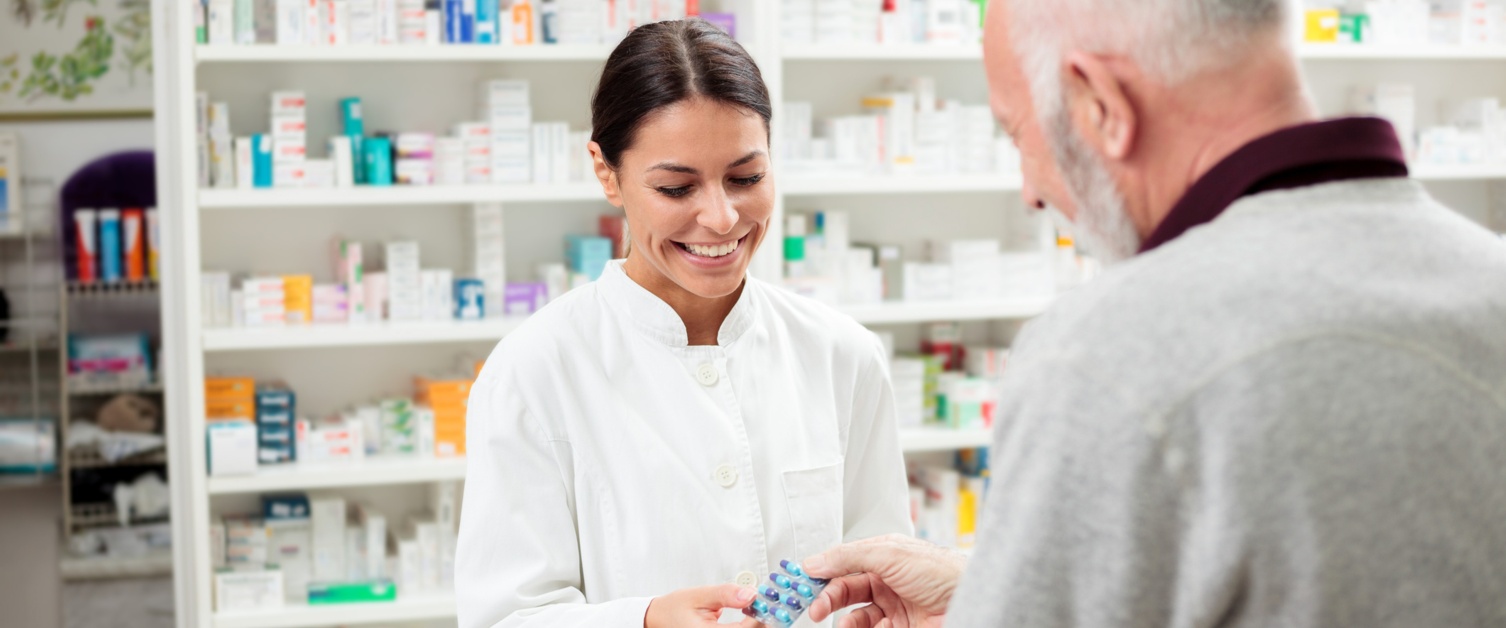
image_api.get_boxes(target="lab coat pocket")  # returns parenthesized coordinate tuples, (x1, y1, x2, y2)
(782, 462, 844, 559)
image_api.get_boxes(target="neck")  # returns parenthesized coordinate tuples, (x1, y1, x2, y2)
(1137, 51, 1318, 237)
(622, 254, 742, 346)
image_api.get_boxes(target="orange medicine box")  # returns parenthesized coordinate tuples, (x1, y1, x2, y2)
(434, 426, 466, 456)
(414, 377, 472, 406)
(282, 275, 313, 324)
(206, 398, 256, 421)
(205, 377, 256, 401)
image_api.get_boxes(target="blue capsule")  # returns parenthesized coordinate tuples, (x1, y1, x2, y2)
(780, 560, 806, 578)
(750, 597, 769, 614)
(794, 583, 815, 599)
(770, 573, 793, 589)
(761, 586, 781, 602)
(772, 608, 793, 624)
(783, 596, 804, 611)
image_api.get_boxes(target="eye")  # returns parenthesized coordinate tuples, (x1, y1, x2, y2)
(730, 174, 764, 187)
(657, 186, 692, 198)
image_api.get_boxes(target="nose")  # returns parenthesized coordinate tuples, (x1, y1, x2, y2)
(697, 186, 739, 235)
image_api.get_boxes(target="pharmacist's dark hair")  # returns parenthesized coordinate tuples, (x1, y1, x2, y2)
(591, 18, 771, 169)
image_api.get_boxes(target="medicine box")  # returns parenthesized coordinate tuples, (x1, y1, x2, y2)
(215, 568, 285, 612)
(262, 493, 311, 520)
(308, 579, 397, 604)
(207, 420, 258, 476)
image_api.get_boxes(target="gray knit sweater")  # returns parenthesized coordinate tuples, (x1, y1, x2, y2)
(947, 179, 1506, 627)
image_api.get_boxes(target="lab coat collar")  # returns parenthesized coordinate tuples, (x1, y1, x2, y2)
(597, 260, 757, 348)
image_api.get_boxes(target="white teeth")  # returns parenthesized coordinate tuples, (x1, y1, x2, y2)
(685, 240, 739, 258)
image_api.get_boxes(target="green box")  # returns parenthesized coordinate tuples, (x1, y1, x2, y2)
(307, 580, 397, 605)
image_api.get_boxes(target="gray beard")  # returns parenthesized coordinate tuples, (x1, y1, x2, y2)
(1047, 108, 1143, 264)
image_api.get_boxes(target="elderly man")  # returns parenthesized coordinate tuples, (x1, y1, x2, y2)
(803, 0, 1506, 626)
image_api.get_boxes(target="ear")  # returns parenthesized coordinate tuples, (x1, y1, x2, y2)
(1061, 50, 1137, 162)
(589, 141, 625, 208)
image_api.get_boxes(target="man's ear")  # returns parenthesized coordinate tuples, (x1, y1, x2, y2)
(589, 141, 624, 209)
(1061, 50, 1137, 162)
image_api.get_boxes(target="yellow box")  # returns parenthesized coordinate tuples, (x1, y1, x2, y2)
(206, 399, 256, 420)
(205, 377, 256, 401)
(1304, 9, 1340, 43)
(435, 429, 466, 456)
(282, 274, 313, 325)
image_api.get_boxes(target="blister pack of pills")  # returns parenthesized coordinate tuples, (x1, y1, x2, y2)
(743, 559, 829, 626)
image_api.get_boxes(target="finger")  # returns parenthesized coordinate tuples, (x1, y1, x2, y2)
(839, 604, 888, 628)
(809, 574, 878, 621)
(733, 618, 763, 628)
(804, 534, 911, 579)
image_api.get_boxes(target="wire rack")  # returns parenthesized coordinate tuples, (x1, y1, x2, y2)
(70, 501, 171, 530)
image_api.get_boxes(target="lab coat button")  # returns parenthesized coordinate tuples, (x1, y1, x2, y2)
(715, 464, 738, 488)
(736, 571, 758, 587)
(696, 362, 719, 386)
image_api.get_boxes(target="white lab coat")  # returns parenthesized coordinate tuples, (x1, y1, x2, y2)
(456, 260, 912, 628)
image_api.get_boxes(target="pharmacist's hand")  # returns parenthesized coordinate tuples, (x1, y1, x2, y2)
(804, 534, 965, 628)
(644, 584, 763, 628)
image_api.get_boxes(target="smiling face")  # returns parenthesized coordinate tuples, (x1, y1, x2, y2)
(591, 96, 774, 302)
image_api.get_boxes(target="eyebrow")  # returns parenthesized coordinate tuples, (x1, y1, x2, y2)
(647, 150, 766, 175)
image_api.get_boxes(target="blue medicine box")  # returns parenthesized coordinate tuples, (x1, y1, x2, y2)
(567, 235, 613, 281)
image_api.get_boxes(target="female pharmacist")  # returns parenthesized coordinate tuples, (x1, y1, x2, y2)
(455, 18, 912, 628)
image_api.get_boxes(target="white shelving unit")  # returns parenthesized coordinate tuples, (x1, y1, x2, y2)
(157, 2, 1506, 624)
(212, 594, 458, 628)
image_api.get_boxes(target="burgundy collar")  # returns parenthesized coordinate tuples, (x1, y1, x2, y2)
(1139, 117, 1408, 254)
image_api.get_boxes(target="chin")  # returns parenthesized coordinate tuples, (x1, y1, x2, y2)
(675, 272, 747, 300)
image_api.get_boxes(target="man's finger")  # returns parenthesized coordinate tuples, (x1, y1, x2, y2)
(839, 603, 889, 628)
(809, 574, 878, 621)
(804, 534, 909, 579)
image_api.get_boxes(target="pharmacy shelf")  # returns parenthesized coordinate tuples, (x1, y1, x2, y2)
(202, 318, 525, 352)
(60, 550, 174, 581)
(199, 182, 603, 209)
(213, 593, 457, 628)
(842, 297, 1053, 325)
(1411, 163, 1506, 181)
(1297, 44, 1506, 60)
(784, 43, 1506, 62)
(782, 173, 1022, 196)
(899, 426, 993, 453)
(208, 456, 468, 495)
(66, 280, 159, 297)
(195, 44, 616, 63)
(782, 43, 984, 61)
(69, 381, 163, 396)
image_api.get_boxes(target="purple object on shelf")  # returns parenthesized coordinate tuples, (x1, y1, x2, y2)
(700, 12, 736, 38)
(503, 282, 548, 316)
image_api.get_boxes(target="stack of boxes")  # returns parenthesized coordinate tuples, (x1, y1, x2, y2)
(933, 240, 1004, 301)
(255, 383, 297, 464)
(420, 269, 455, 321)
(282, 274, 314, 324)
(206, 377, 258, 476)
(385, 241, 423, 322)
(270, 91, 309, 187)
(240, 276, 288, 327)
(531, 121, 573, 185)
(208, 100, 235, 189)
(455, 121, 492, 184)
(470, 204, 506, 319)
(435, 137, 465, 185)
(311, 284, 350, 323)
(264, 494, 313, 603)
(394, 132, 436, 185)
(482, 80, 532, 184)
(415, 376, 470, 457)
(296, 414, 365, 463)
(379, 398, 422, 456)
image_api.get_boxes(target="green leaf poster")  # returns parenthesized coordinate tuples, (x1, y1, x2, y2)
(1, 0, 152, 117)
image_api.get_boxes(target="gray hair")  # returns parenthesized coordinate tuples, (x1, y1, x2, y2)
(1004, 0, 1291, 263)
